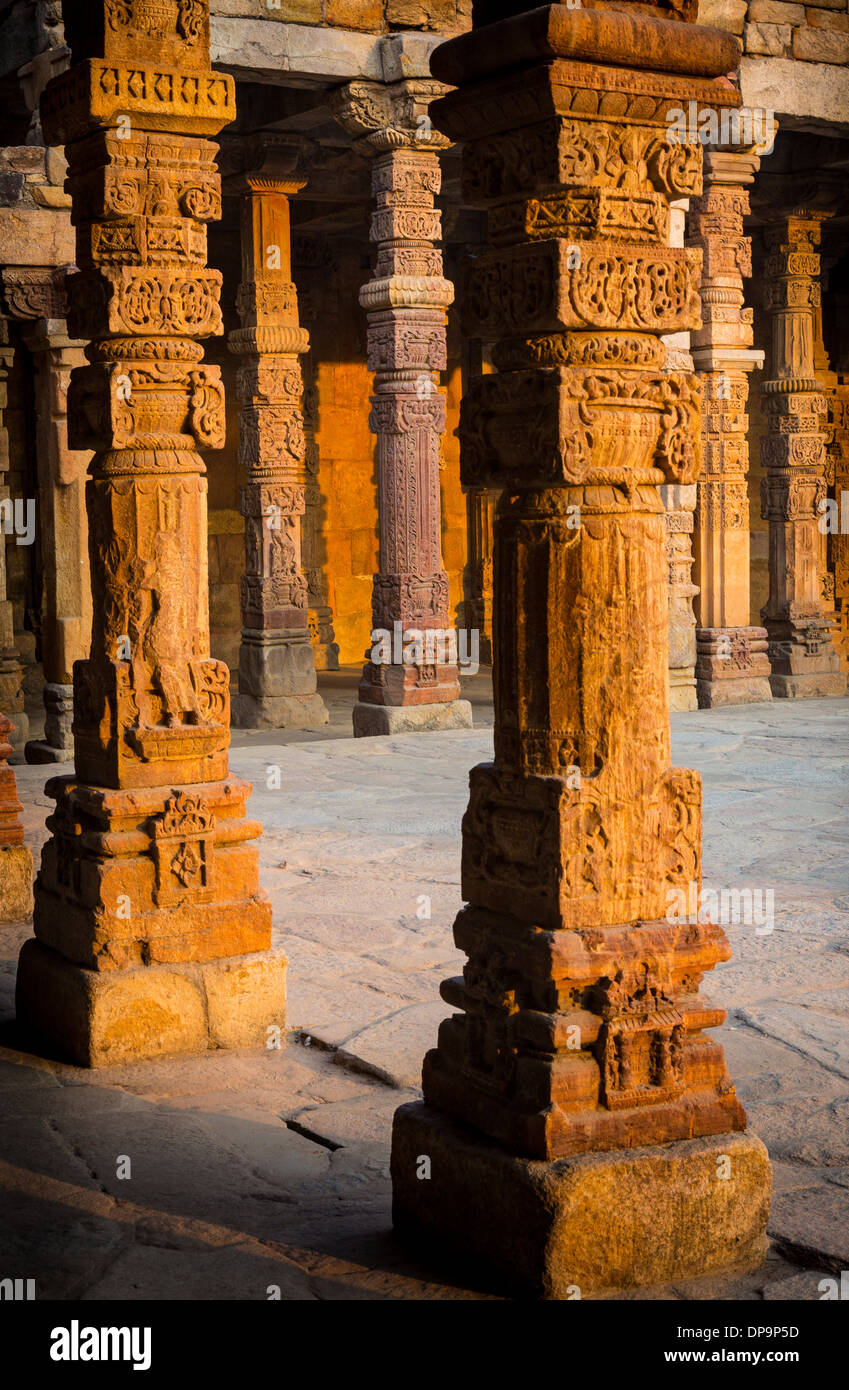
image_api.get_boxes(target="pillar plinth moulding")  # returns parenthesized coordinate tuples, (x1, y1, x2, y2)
(224, 136, 328, 731)
(390, 4, 771, 1298)
(2, 268, 94, 760)
(333, 80, 472, 737)
(688, 143, 772, 707)
(15, 1, 284, 1068)
(760, 212, 845, 699)
(0, 709, 33, 923)
(0, 322, 27, 753)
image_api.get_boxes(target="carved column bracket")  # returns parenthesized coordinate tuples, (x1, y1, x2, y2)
(687, 142, 772, 706)
(224, 134, 327, 730)
(15, 1, 284, 1068)
(334, 81, 472, 737)
(759, 212, 845, 698)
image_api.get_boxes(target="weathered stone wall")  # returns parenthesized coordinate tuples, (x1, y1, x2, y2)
(212, 0, 471, 33)
(697, 0, 849, 127)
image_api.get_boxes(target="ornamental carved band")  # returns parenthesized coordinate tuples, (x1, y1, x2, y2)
(416, 9, 750, 1159)
(20, 3, 273, 1020)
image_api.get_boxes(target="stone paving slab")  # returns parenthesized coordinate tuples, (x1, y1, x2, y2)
(0, 695, 847, 1298)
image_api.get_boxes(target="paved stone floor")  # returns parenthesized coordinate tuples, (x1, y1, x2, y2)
(1, 677, 847, 1299)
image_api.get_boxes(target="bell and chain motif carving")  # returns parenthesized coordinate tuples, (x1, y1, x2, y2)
(687, 143, 772, 707)
(334, 81, 471, 734)
(224, 136, 328, 730)
(760, 214, 845, 698)
(15, 0, 281, 1066)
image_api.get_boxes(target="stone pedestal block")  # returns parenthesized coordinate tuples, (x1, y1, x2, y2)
(0, 845, 34, 923)
(25, 681, 74, 762)
(353, 698, 473, 737)
(16, 939, 287, 1067)
(392, 1102, 771, 1298)
(697, 626, 773, 707)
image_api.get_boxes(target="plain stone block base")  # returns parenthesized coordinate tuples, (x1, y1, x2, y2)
(769, 671, 847, 699)
(24, 738, 73, 764)
(697, 674, 773, 707)
(232, 691, 328, 730)
(353, 699, 473, 737)
(0, 844, 33, 923)
(15, 938, 287, 1067)
(391, 1102, 771, 1298)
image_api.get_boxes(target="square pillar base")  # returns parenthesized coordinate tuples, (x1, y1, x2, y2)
(391, 1102, 771, 1298)
(0, 845, 33, 923)
(232, 691, 329, 730)
(15, 938, 287, 1067)
(24, 739, 74, 764)
(769, 671, 847, 699)
(353, 700, 473, 737)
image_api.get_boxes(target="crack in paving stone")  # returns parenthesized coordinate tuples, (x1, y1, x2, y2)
(284, 1118, 343, 1152)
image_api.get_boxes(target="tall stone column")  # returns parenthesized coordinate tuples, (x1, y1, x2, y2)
(661, 198, 698, 712)
(0, 322, 27, 751)
(688, 143, 772, 706)
(334, 80, 472, 737)
(225, 138, 327, 730)
(15, 1, 284, 1067)
(760, 212, 845, 698)
(0, 710, 32, 923)
(466, 485, 496, 666)
(391, 3, 771, 1298)
(2, 269, 93, 759)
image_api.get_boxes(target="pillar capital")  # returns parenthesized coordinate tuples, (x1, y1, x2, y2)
(331, 79, 452, 155)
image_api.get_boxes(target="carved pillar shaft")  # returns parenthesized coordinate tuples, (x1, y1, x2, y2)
(466, 485, 496, 666)
(0, 323, 27, 751)
(390, 4, 770, 1298)
(15, 1, 284, 1068)
(334, 81, 472, 736)
(688, 143, 772, 706)
(760, 213, 845, 698)
(227, 154, 327, 730)
(12, 308, 93, 760)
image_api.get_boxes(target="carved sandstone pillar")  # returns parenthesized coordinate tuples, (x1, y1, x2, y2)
(0, 710, 33, 923)
(334, 81, 472, 736)
(466, 485, 496, 666)
(0, 323, 27, 751)
(760, 213, 845, 698)
(391, 3, 771, 1298)
(688, 143, 772, 706)
(225, 139, 328, 730)
(15, 1, 284, 1067)
(661, 198, 698, 711)
(2, 269, 94, 759)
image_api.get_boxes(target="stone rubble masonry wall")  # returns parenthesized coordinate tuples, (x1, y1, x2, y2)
(696, 0, 849, 126)
(212, 1, 472, 33)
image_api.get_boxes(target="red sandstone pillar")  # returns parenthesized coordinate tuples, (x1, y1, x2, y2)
(390, 1, 772, 1298)
(334, 79, 472, 737)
